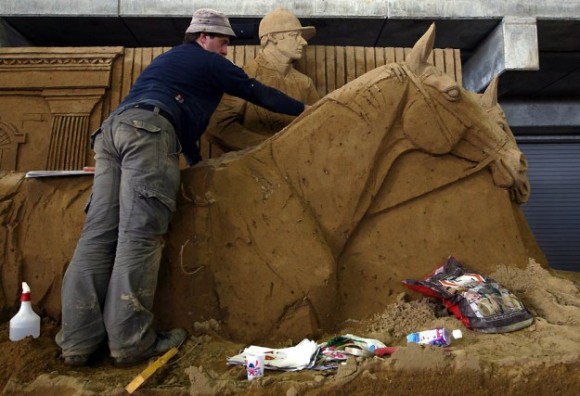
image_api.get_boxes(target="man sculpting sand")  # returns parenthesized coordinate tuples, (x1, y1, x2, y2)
(206, 8, 320, 154)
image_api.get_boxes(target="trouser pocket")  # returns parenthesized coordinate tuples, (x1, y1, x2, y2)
(123, 185, 176, 238)
(90, 127, 103, 150)
(83, 193, 93, 214)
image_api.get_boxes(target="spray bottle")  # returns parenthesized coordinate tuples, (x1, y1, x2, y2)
(9, 282, 41, 341)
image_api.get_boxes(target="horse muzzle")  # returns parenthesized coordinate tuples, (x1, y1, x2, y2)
(490, 149, 530, 204)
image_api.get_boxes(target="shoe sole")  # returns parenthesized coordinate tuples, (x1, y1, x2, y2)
(64, 357, 89, 367)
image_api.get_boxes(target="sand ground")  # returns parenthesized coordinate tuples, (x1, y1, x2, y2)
(1, 260, 578, 395)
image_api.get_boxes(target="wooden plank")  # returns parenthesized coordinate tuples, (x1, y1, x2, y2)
(375, 47, 386, 67)
(325, 46, 336, 94)
(224, 49, 233, 63)
(132, 48, 143, 88)
(232, 45, 244, 66)
(432, 49, 441, 75)
(152, 47, 164, 61)
(454, 49, 463, 85)
(243, 45, 252, 64)
(139, 48, 147, 75)
(365, 47, 376, 73)
(121, 48, 135, 103)
(433, 48, 445, 76)
(385, 47, 396, 64)
(335, 46, 347, 89)
(345, 46, 357, 84)
(245, 45, 258, 65)
(354, 46, 366, 78)
(315, 45, 327, 97)
(305, 46, 317, 91)
(141, 47, 154, 70)
(394, 47, 406, 63)
(442, 48, 456, 81)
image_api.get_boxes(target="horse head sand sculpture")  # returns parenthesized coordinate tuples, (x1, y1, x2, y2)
(401, 26, 529, 205)
(0, 24, 541, 343)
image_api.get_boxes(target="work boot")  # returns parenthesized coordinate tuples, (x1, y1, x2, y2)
(63, 353, 90, 367)
(57, 329, 93, 367)
(113, 328, 187, 366)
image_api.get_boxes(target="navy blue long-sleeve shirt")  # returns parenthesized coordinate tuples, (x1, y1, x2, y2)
(116, 42, 305, 164)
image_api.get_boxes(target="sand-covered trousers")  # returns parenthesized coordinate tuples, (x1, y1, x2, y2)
(56, 107, 181, 358)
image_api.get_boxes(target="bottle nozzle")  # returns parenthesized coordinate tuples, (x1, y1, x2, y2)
(22, 282, 31, 294)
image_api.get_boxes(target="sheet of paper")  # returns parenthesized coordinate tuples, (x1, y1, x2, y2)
(227, 338, 319, 371)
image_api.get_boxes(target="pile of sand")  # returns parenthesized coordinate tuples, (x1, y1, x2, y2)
(1, 259, 578, 395)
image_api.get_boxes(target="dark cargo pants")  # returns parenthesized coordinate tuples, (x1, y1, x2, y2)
(56, 107, 181, 359)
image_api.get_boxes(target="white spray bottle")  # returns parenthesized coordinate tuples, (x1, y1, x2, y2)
(9, 282, 41, 341)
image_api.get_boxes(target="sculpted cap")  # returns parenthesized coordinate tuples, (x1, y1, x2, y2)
(186, 8, 236, 38)
(259, 8, 316, 40)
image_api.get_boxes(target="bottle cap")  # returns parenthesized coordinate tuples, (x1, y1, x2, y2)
(452, 329, 463, 339)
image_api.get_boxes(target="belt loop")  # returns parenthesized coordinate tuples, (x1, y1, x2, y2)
(153, 106, 160, 115)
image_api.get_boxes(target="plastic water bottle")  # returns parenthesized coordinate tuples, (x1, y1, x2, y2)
(9, 282, 41, 341)
(406, 327, 462, 347)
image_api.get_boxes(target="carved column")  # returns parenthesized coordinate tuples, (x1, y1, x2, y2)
(43, 88, 105, 169)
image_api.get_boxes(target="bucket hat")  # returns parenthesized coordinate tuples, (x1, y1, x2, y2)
(185, 8, 236, 38)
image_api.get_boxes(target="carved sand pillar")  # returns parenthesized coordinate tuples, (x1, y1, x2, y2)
(43, 88, 105, 169)
(0, 47, 123, 171)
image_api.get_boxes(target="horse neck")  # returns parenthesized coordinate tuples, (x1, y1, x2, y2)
(328, 66, 411, 122)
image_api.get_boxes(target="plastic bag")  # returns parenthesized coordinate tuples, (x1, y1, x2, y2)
(402, 256, 533, 333)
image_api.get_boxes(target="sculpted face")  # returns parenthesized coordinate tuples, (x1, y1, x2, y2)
(271, 31, 307, 62)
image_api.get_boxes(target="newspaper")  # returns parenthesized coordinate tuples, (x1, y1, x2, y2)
(227, 338, 319, 371)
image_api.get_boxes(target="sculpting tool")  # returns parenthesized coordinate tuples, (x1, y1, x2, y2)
(125, 347, 178, 394)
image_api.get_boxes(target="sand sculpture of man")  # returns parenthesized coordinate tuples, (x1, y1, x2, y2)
(205, 8, 320, 155)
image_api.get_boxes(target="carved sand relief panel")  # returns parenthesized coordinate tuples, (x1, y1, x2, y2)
(0, 48, 122, 171)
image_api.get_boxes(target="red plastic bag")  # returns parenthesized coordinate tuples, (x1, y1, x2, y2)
(402, 256, 533, 333)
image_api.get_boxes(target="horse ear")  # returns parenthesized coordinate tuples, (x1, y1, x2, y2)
(406, 23, 436, 74)
(480, 77, 499, 108)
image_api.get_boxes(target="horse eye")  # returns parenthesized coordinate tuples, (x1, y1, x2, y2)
(496, 121, 506, 131)
(447, 88, 460, 98)
(444, 88, 460, 101)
